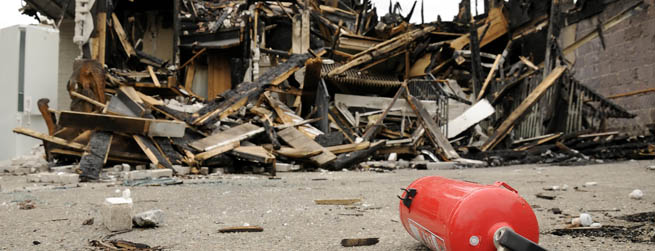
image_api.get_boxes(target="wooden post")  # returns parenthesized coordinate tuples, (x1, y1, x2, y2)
(96, 0, 107, 65)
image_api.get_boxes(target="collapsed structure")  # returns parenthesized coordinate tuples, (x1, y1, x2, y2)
(14, 0, 655, 180)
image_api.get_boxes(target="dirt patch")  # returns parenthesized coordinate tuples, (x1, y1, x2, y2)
(617, 211, 655, 223)
(551, 212, 655, 243)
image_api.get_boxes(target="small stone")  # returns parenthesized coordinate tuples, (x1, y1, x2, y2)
(629, 189, 643, 200)
(133, 209, 164, 228)
(135, 165, 146, 170)
(590, 222, 602, 228)
(121, 164, 131, 172)
(82, 218, 94, 225)
(200, 167, 209, 175)
(647, 165, 655, 171)
(579, 213, 593, 227)
(583, 182, 597, 187)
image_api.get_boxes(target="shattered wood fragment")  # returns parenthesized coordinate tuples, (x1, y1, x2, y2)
(111, 13, 136, 57)
(329, 140, 385, 170)
(37, 99, 57, 135)
(264, 92, 323, 138)
(328, 26, 435, 77)
(13, 127, 86, 150)
(192, 53, 313, 127)
(410, 8, 508, 76)
(514, 133, 563, 152)
(79, 131, 113, 181)
(153, 137, 183, 166)
(405, 94, 459, 160)
(133, 135, 174, 170)
(326, 142, 371, 154)
(147, 66, 161, 87)
(315, 199, 361, 205)
(189, 123, 263, 152)
(58, 111, 186, 138)
(334, 93, 438, 118)
(116, 86, 146, 116)
(218, 226, 264, 233)
(263, 120, 281, 150)
(362, 85, 406, 141)
(341, 238, 380, 247)
(231, 146, 275, 164)
(481, 66, 566, 152)
(195, 141, 240, 162)
(274, 147, 322, 159)
(70, 91, 107, 109)
(477, 54, 503, 101)
(278, 127, 336, 166)
(106, 95, 137, 117)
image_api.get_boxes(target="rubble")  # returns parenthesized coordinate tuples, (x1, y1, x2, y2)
(102, 189, 134, 232)
(133, 209, 164, 228)
(11, 0, 653, 182)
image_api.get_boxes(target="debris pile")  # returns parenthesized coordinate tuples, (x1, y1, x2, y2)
(14, 0, 654, 180)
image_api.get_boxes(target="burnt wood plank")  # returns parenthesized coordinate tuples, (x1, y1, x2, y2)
(79, 131, 113, 181)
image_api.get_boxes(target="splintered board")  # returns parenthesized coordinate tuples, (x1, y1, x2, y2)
(481, 66, 567, 151)
(278, 127, 336, 166)
(79, 131, 113, 181)
(405, 94, 460, 160)
(133, 135, 173, 170)
(58, 111, 185, 138)
(231, 146, 275, 164)
(189, 123, 264, 152)
(264, 92, 323, 138)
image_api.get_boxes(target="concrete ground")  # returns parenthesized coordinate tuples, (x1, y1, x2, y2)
(0, 160, 654, 250)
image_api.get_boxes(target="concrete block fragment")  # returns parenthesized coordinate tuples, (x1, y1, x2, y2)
(57, 173, 79, 184)
(133, 209, 164, 228)
(125, 170, 150, 181)
(172, 165, 190, 175)
(150, 169, 173, 179)
(102, 197, 133, 232)
(51, 165, 75, 173)
(276, 163, 300, 172)
(38, 172, 59, 183)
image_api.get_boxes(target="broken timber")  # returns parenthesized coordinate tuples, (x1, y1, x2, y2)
(58, 111, 186, 138)
(278, 127, 336, 166)
(79, 131, 113, 181)
(405, 93, 459, 160)
(189, 123, 263, 152)
(481, 66, 567, 151)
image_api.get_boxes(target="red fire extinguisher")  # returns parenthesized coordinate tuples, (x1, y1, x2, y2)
(399, 176, 547, 251)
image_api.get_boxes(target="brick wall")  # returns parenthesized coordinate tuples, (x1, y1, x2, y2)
(573, 0, 655, 127)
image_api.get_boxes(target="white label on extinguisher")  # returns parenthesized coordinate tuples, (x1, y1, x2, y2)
(408, 218, 447, 251)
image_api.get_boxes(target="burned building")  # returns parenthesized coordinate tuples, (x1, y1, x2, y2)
(13, 0, 655, 180)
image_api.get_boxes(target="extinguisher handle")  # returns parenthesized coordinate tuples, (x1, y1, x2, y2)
(495, 182, 518, 194)
(398, 188, 417, 209)
(496, 228, 548, 251)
